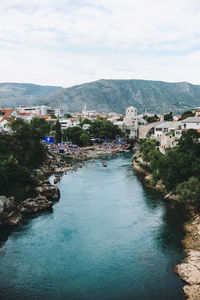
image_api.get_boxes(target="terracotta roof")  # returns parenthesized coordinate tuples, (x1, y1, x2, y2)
(46, 118, 57, 121)
(0, 117, 11, 123)
(0, 108, 14, 117)
(17, 112, 31, 116)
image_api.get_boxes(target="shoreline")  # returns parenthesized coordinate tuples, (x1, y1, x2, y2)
(132, 154, 200, 300)
(0, 145, 129, 227)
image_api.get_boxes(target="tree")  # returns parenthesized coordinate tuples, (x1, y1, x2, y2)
(80, 133, 90, 146)
(164, 112, 173, 121)
(80, 118, 92, 127)
(180, 110, 195, 120)
(178, 129, 200, 154)
(64, 113, 72, 118)
(63, 126, 84, 145)
(11, 119, 45, 167)
(88, 119, 124, 139)
(0, 119, 47, 196)
(139, 139, 158, 162)
(176, 177, 200, 204)
(30, 117, 50, 139)
(144, 114, 159, 123)
(53, 120, 62, 143)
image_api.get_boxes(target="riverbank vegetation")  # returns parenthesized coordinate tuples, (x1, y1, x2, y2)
(138, 129, 200, 207)
(63, 118, 124, 146)
(0, 118, 49, 197)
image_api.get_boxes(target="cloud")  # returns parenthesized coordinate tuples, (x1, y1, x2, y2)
(0, 0, 200, 86)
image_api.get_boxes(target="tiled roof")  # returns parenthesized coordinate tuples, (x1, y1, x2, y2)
(181, 117, 200, 123)
(17, 112, 31, 116)
(0, 109, 14, 117)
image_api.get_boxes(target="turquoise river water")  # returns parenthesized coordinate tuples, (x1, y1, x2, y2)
(0, 155, 185, 300)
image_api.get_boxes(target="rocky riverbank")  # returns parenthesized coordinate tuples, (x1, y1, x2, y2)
(174, 215, 200, 300)
(0, 180, 60, 226)
(0, 151, 80, 227)
(0, 147, 108, 227)
(132, 154, 200, 299)
(132, 155, 176, 199)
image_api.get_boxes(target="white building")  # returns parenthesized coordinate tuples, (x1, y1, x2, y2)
(181, 117, 200, 130)
(17, 105, 64, 117)
(0, 118, 10, 132)
(154, 121, 181, 138)
(59, 118, 79, 129)
(124, 106, 138, 126)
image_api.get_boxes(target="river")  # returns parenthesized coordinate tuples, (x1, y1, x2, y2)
(0, 155, 185, 299)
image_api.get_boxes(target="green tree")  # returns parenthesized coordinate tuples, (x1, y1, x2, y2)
(139, 139, 158, 162)
(80, 132, 90, 146)
(80, 118, 92, 127)
(0, 119, 47, 196)
(53, 120, 62, 143)
(164, 112, 173, 121)
(144, 114, 159, 123)
(176, 177, 200, 204)
(64, 113, 72, 118)
(88, 119, 123, 139)
(178, 129, 200, 154)
(63, 126, 84, 145)
(180, 110, 195, 120)
(30, 117, 50, 139)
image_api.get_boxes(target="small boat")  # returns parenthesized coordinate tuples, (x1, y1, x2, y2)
(102, 162, 107, 167)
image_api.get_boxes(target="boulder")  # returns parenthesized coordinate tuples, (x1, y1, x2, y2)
(35, 183, 60, 201)
(0, 195, 17, 225)
(0, 195, 16, 214)
(164, 192, 179, 201)
(174, 215, 200, 300)
(19, 195, 53, 213)
(5, 210, 22, 226)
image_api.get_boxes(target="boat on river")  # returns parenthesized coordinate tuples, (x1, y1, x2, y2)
(102, 162, 107, 167)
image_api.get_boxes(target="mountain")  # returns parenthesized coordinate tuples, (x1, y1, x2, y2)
(0, 83, 62, 107)
(1, 79, 200, 113)
(42, 79, 200, 114)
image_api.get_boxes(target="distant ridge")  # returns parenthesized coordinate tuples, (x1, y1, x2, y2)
(42, 79, 200, 113)
(0, 82, 62, 107)
(1, 79, 200, 113)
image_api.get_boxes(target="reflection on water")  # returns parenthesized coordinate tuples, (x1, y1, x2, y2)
(0, 155, 185, 300)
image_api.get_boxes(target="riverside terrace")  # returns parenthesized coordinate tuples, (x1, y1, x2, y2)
(45, 141, 131, 160)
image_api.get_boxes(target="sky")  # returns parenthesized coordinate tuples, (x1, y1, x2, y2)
(0, 0, 200, 87)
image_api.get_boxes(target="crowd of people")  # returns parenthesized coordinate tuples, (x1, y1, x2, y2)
(45, 140, 130, 160)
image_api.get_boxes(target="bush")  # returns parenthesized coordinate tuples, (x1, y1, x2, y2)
(176, 177, 200, 204)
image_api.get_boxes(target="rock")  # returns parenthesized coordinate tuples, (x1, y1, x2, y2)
(5, 210, 22, 226)
(19, 195, 53, 213)
(54, 176, 61, 184)
(35, 183, 60, 201)
(145, 174, 152, 182)
(164, 192, 179, 201)
(0, 195, 16, 214)
(155, 180, 165, 192)
(175, 215, 200, 300)
(132, 159, 149, 175)
(176, 250, 200, 284)
(183, 284, 200, 300)
(0, 195, 18, 225)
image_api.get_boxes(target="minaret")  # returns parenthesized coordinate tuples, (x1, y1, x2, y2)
(82, 103, 87, 118)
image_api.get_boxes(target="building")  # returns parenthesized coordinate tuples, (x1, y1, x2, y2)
(0, 108, 17, 132)
(181, 117, 200, 130)
(154, 121, 181, 138)
(122, 106, 139, 138)
(17, 105, 64, 117)
(124, 106, 138, 126)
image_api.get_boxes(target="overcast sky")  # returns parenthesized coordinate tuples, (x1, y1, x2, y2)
(0, 0, 200, 87)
